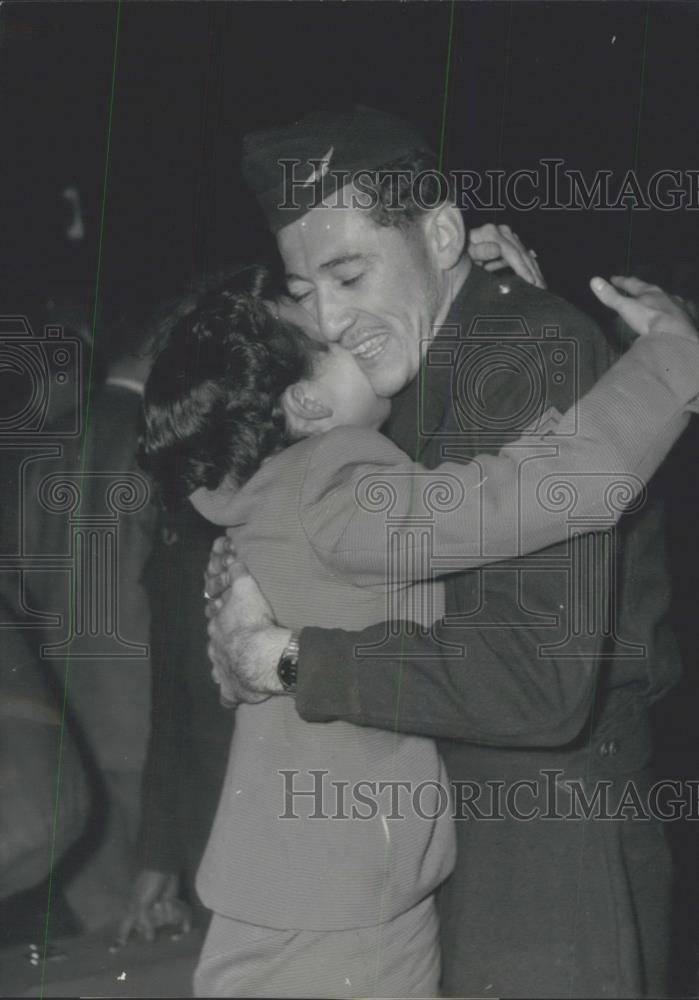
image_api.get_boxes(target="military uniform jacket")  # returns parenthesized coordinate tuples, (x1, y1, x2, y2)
(296, 265, 690, 997)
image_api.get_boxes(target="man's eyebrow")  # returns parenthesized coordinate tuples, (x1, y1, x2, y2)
(286, 253, 376, 283)
(319, 253, 374, 271)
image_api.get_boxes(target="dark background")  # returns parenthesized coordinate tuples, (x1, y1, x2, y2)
(1, 0, 699, 991)
(2, 0, 699, 319)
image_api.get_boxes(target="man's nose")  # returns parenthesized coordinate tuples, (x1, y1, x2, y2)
(317, 289, 354, 342)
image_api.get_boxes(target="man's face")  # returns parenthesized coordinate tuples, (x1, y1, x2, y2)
(278, 196, 444, 398)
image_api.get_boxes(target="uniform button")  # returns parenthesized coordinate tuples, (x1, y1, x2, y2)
(498, 281, 511, 295)
(607, 739, 619, 756)
(599, 741, 610, 757)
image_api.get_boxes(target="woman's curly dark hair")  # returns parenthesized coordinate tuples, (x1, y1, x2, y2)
(139, 269, 326, 510)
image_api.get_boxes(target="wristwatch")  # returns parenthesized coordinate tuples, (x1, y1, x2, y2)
(277, 630, 301, 693)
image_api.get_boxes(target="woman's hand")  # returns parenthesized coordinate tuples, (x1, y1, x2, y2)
(590, 275, 699, 343)
(117, 870, 191, 945)
(468, 223, 546, 289)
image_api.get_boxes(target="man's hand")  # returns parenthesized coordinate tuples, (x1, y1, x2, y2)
(468, 223, 546, 289)
(117, 870, 191, 945)
(206, 549, 290, 703)
(590, 275, 699, 342)
(203, 535, 232, 615)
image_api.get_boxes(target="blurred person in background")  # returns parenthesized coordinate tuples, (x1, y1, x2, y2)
(117, 502, 234, 945)
(0, 593, 91, 945)
(4, 287, 196, 934)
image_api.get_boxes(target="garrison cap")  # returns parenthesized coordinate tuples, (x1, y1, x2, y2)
(241, 105, 432, 233)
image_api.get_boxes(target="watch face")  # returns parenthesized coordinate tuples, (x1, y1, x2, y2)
(278, 653, 298, 692)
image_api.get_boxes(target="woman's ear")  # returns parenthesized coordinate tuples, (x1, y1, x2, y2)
(423, 202, 466, 272)
(281, 381, 334, 438)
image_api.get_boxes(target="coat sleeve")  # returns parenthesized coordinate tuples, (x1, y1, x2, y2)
(300, 333, 699, 585)
(295, 327, 699, 748)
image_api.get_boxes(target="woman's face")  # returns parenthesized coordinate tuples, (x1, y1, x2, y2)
(310, 342, 392, 431)
(276, 297, 391, 432)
